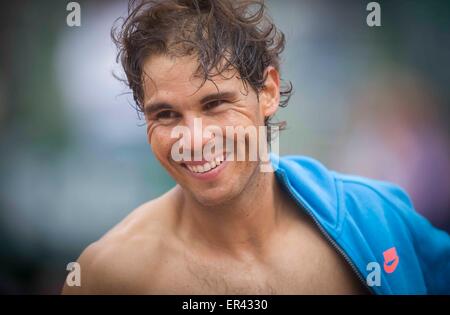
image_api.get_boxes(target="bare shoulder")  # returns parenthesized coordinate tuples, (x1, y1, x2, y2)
(62, 187, 181, 294)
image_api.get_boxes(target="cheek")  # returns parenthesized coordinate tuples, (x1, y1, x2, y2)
(149, 127, 174, 160)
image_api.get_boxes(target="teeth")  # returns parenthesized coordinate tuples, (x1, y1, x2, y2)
(185, 155, 226, 174)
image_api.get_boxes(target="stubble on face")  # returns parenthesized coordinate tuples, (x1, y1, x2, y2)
(142, 55, 268, 207)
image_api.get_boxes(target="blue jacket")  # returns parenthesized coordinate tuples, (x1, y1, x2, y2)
(273, 155, 450, 294)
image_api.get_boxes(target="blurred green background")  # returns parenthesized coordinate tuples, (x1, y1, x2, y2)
(0, 0, 449, 293)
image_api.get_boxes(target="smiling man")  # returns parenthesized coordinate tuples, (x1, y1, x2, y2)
(62, 0, 450, 295)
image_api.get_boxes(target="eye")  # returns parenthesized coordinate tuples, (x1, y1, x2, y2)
(203, 99, 225, 111)
(154, 110, 180, 121)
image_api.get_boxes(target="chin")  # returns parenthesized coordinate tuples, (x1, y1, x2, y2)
(189, 185, 239, 207)
(170, 159, 258, 206)
(191, 188, 233, 207)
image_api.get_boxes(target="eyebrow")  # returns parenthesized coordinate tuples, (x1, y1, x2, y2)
(144, 91, 238, 115)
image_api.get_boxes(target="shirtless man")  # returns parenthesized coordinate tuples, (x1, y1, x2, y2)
(62, 0, 450, 295)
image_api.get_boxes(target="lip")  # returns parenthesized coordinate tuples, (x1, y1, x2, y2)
(183, 154, 224, 166)
(180, 153, 230, 181)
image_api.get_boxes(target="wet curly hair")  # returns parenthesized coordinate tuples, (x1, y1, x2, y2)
(112, 0, 292, 140)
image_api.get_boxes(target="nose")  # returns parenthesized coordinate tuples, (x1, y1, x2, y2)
(178, 115, 217, 160)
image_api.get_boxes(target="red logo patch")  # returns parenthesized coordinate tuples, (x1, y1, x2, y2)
(383, 247, 399, 273)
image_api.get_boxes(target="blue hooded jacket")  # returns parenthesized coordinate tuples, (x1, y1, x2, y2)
(272, 155, 450, 294)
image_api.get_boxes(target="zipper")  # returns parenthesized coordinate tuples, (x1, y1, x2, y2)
(277, 170, 375, 294)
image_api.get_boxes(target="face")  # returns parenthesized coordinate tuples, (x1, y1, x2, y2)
(143, 55, 280, 206)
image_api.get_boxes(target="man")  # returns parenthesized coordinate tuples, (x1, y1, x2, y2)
(63, 0, 450, 294)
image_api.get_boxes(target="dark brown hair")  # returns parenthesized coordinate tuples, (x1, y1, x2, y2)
(112, 0, 292, 139)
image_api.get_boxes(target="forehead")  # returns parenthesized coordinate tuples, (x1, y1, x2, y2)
(142, 55, 245, 103)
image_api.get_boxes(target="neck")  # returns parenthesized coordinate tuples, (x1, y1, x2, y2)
(177, 166, 293, 256)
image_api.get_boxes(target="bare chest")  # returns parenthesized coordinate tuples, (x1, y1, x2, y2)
(146, 233, 368, 294)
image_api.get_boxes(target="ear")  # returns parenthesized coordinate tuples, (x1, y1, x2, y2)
(259, 66, 280, 118)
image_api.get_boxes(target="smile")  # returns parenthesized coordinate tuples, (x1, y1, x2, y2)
(181, 153, 230, 179)
(185, 155, 225, 173)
